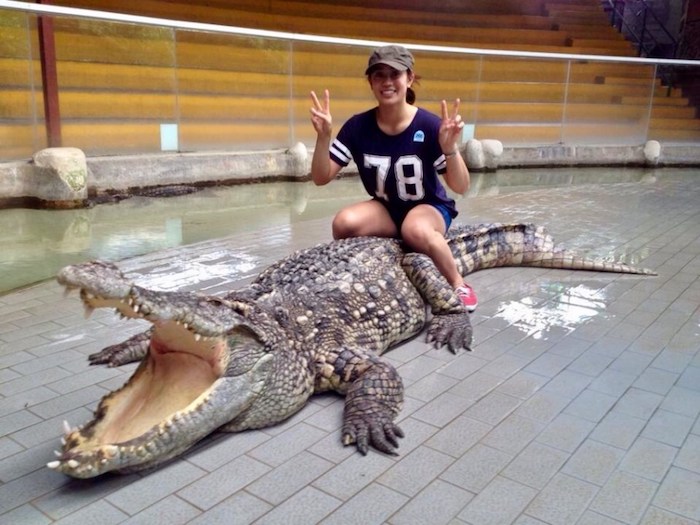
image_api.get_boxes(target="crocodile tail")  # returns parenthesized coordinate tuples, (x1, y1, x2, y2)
(518, 251, 657, 275)
(447, 223, 656, 276)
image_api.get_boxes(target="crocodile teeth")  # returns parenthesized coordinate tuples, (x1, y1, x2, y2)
(47, 461, 60, 469)
(54, 450, 62, 457)
(63, 420, 72, 435)
(133, 304, 140, 314)
(67, 459, 79, 469)
(103, 445, 119, 458)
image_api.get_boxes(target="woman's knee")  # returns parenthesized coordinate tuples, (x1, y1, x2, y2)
(401, 221, 444, 254)
(333, 201, 397, 239)
(332, 210, 360, 239)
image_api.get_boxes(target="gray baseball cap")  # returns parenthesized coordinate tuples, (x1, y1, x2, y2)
(365, 45, 415, 75)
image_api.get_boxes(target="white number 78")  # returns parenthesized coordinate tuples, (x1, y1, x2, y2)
(364, 154, 425, 202)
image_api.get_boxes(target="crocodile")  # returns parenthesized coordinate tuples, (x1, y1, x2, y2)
(48, 223, 654, 478)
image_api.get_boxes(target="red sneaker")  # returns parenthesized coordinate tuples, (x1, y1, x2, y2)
(455, 283, 478, 312)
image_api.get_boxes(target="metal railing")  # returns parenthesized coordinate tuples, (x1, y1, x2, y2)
(605, 0, 679, 58)
(2, 0, 696, 65)
(1, 0, 700, 160)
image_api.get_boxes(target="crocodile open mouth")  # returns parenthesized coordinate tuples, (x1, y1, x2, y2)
(48, 292, 232, 477)
(87, 318, 227, 444)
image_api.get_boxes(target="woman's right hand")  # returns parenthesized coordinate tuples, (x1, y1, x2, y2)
(310, 89, 332, 136)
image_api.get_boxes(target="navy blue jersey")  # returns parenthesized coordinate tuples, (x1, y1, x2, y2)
(330, 107, 458, 222)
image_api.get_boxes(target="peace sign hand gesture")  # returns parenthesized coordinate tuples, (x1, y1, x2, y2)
(439, 98, 465, 155)
(310, 89, 333, 138)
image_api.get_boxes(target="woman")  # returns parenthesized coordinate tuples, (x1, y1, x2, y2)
(309, 44, 477, 311)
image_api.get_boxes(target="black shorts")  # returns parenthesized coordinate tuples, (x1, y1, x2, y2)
(376, 199, 454, 233)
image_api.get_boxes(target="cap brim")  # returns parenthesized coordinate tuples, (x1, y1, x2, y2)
(365, 60, 410, 75)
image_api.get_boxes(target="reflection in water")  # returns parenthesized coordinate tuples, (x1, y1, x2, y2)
(494, 283, 607, 338)
(0, 179, 367, 294)
(0, 166, 674, 295)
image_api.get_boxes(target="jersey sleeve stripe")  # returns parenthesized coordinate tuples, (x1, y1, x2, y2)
(330, 139, 352, 166)
(434, 155, 447, 174)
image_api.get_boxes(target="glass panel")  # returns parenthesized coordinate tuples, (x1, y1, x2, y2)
(290, 41, 370, 148)
(476, 56, 569, 145)
(290, 44, 483, 149)
(2, 6, 698, 159)
(562, 60, 656, 145)
(647, 64, 700, 144)
(176, 30, 292, 151)
(52, 17, 177, 155)
(0, 10, 44, 160)
(413, 49, 482, 145)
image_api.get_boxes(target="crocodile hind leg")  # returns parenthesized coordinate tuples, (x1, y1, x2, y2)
(319, 348, 405, 455)
(88, 328, 152, 367)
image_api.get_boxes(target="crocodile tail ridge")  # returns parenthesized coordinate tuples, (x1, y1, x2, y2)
(447, 223, 656, 276)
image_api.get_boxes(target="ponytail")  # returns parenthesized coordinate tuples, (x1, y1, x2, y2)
(406, 87, 416, 105)
(407, 71, 420, 105)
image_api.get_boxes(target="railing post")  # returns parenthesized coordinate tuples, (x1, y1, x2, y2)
(639, 6, 648, 56)
(37, 0, 62, 147)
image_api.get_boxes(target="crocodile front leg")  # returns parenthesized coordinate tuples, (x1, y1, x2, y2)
(401, 253, 472, 353)
(88, 328, 152, 367)
(316, 348, 404, 455)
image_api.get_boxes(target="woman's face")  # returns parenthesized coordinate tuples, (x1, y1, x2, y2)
(368, 66, 413, 105)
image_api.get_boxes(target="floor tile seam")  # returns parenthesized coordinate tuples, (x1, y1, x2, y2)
(233, 452, 339, 509)
(372, 448, 457, 500)
(381, 477, 477, 525)
(23, 383, 111, 421)
(0, 321, 69, 345)
(438, 374, 509, 406)
(1, 434, 28, 458)
(645, 505, 700, 525)
(50, 497, 130, 523)
(26, 502, 61, 524)
(451, 475, 541, 525)
(531, 417, 598, 452)
(242, 422, 335, 470)
(586, 477, 660, 525)
(109, 485, 197, 518)
(559, 442, 629, 489)
(560, 382, 622, 424)
(421, 433, 488, 463)
(303, 477, 352, 507)
(489, 441, 586, 495)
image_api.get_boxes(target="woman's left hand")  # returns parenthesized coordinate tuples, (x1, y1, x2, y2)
(439, 98, 465, 155)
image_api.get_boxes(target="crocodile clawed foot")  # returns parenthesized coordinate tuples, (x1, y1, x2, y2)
(88, 330, 152, 367)
(342, 408, 404, 456)
(426, 313, 473, 354)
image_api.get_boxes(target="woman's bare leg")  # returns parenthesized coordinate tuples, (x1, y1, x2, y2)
(400, 204, 463, 288)
(332, 200, 398, 240)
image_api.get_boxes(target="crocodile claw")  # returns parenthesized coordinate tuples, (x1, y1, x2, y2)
(342, 407, 404, 456)
(88, 329, 152, 367)
(426, 312, 473, 353)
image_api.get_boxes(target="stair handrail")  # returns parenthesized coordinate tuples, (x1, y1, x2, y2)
(604, 0, 679, 58)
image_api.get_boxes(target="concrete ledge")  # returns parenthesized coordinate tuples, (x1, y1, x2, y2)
(493, 142, 700, 169)
(1, 142, 699, 208)
(88, 145, 310, 194)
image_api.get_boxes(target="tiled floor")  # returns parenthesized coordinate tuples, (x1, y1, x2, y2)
(1, 168, 699, 524)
